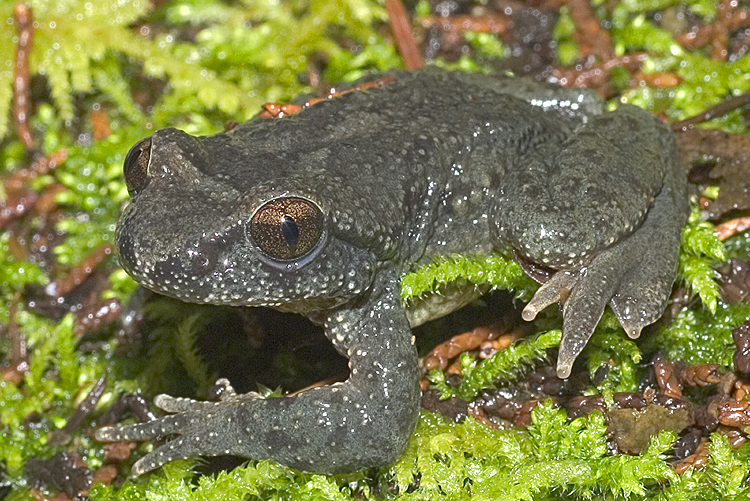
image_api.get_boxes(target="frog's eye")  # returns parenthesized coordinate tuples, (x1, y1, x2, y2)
(123, 138, 152, 197)
(250, 198, 324, 261)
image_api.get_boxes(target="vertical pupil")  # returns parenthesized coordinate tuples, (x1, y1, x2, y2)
(280, 215, 299, 248)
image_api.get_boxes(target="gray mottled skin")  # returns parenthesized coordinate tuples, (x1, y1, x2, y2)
(96, 68, 688, 474)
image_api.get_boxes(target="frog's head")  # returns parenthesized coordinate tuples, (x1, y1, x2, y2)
(116, 128, 378, 313)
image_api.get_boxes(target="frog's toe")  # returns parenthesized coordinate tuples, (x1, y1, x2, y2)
(556, 285, 611, 379)
(522, 269, 580, 322)
(155, 390, 263, 412)
(609, 252, 676, 339)
(95, 413, 187, 442)
(609, 294, 649, 340)
(154, 394, 221, 413)
(555, 254, 625, 379)
(131, 435, 197, 475)
(131, 430, 240, 475)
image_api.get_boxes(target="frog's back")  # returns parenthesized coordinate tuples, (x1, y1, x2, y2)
(218, 69, 601, 261)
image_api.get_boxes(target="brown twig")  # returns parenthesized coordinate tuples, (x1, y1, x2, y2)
(52, 244, 113, 298)
(91, 109, 111, 141)
(386, 0, 424, 70)
(419, 14, 510, 36)
(74, 298, 122, 337)
(733, 321, 750, 372)
(673, 440, 709, 474)
(552, 52, 649, 90)
(564, 0, 614, 61)
(715, 216, 750, 241)
(672, 90, 750, 132)
(4, 149, 67, 193)
(632, 71, 681, 88)
(676, 0, 750, 60)
(13, 3, 34, 150)
(259, 77, 397, 119)
(422, 312, 520, 373)
(654, 358, 682, 398)
(48, 375, 107, 446)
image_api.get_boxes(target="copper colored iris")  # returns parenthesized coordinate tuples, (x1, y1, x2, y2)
(250, 198, 323, 260)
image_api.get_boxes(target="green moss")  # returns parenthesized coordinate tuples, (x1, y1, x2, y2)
(607, 1, 750, 126)
(0, 314, 109, 480)
(724, 230, 750, 260)
(428, 330, 562, 401)
(88, 459, 360, 501)
(645, 301, 750, 367)
(52, 127, 146, 267)
(679, 205, 727, 314)
(464, 31, 509, 61)
(400, 253, 537, 304)
(136, 300, 219, 398)
(2, 0, 750, 498)
(0, 0, 401, 141)
(397, 402, 678, 500)
(553, 7, 580, 66)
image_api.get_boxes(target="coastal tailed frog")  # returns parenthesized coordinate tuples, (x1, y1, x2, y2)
(96, 68, 688, 474)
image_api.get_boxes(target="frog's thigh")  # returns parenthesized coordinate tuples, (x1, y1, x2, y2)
(491, 105, 668, 268)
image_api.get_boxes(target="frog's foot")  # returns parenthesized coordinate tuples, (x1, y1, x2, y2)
(522, 182, 684, 379)
(523, 246, 627, 379)
(95, 400, 262, 475)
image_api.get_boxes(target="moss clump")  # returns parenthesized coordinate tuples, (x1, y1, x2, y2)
(679, 205, 727, 315)
(427, 330, 562, 401)
(400, 253, 537, 304)
(2, 0, 750, 499)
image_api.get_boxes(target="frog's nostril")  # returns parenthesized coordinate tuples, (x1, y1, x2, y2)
(123, 137, 152, 197)
(188, 243, 221, 277)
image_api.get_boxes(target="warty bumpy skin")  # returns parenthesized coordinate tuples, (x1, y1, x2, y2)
(96, 68, 688, 475)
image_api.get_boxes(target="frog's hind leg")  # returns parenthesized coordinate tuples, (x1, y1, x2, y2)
(524, 178, 686, 379)
(492, 105, 686, 379)
(608, 172, 687, 340)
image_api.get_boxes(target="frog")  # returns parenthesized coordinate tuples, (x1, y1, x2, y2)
(95, 67, 688, 475)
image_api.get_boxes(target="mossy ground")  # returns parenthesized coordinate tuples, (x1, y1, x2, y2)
(1, 0, 749, 500)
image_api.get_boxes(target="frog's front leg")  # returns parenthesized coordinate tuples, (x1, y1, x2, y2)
(95, 275, 421, 475)
(492, 105, 687, 378)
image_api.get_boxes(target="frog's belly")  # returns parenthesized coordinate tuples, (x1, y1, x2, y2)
(417, 186, 495, 261)
(405, 282, 490, 327)
(405, 184, 496, 327)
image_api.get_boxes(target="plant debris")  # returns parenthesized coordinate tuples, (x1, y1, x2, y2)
(2, 0, 750, 500)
